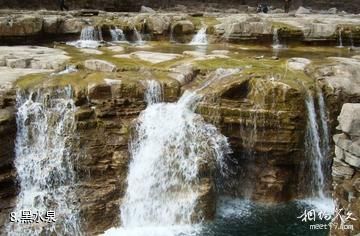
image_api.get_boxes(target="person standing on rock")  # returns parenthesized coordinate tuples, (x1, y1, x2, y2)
(284, 0, 291, 13)
(59, 0, 69, 11)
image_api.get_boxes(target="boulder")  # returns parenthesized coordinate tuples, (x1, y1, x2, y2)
(168, 63, 197, 85)
(172, 20, 195, 35)
(318, 57, 360, 97)
(84, 60, 117, 72)
(106, 46, 125, 53)
(332, 157, 354, 179)
(60, 18, 85, 34)
(344, 151, 360, 168)
(148, 15, 170, 35)
(338, 103, 360, 138)
(287, 57, 311, 71)
(131, 51, 181, 64)
(296, 6, 311, 14)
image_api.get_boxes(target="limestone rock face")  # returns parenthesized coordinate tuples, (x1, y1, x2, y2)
(216, 16, 272, 40)
(84, 59, 117, 72)
(197, 76, 307, 203)
(337, 103, 360, 138)
(310, 57, 360, 103)
(332, 103, 360, 235)
(59, 73, 181, 234)
(0, 15, 42, 36)
(0, 84, 16, 233)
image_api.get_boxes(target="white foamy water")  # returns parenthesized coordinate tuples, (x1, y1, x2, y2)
(298, 198, 335, 215)
(133, 27, 145, 45)
(305, 94, 326, 199)
(337, 29, 344, 48)
(104, 69, 239, 236)
(67, 26, 102, 48)
(189, 27, 208, 46)
(272, 28, 285, 49)
(7, 87, 81, 235)
(110, 27, 126, 42)
(143, 80, 163, 105)
(304, 89, 333, 214)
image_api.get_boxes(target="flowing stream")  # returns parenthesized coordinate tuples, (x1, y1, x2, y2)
(7, 87, 81, 235)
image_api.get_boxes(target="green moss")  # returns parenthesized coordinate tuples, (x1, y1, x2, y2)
(15, 73, 49, 89)
(271, 21, 304, 39)
(190, 16, 220, 31)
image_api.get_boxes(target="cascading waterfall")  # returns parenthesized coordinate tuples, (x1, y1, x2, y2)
(133, 27, 144, 45)
(7, 87, 81, 236)
(338, 29, 344, 48)
(105, 69, 238, 236)
(169, 26, 176, 43)
(110, 27, 126, 42)
(67, 26, 102, 48)
(305, 94, 325, 199)
(272, 28, 285, 49)
(143, 80, 163, 105)
(189, 27, 208, 46)
(304, 88, 332, 205)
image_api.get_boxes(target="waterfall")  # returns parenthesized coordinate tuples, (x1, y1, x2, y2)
(7, 87, 81, 236)
(143, 80, 163, 105)
(304, 88, 331, 201)
(169, 26, 175, 43)
(337, 29, 344, 48)
(189, 27, 208, 46)
(105, 69, 238, 236)
(67, 26, 102, 48)
(110, 27, 126, 42)
(133, 27, 144, 45)
(272, 28, 284, 49)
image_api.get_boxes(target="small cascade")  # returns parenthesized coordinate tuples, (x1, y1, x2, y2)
(7, 87, 81, 235)
(169, 26, 176, 43)
(337, 28, 344, 48)
(272, 28, 284, 49)
(143, 80, 163, 105)
(67, 26, 102, 48)
(304, 89, 331, 202)
(189, 27, 208, 46)
(110, 27, 126, 42)
(105, 69, 239, 236)
(133, 27, 145, 45)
